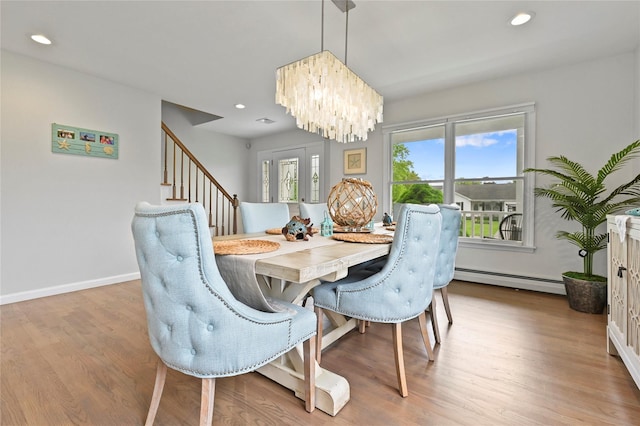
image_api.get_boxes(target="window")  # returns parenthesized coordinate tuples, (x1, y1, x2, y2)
(278, 157, 299, 203)
(384, 103, 535, 247)
(261, 160, 270, 202)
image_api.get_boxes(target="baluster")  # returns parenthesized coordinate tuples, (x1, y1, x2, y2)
(208, 181, 213, 228)
(171, 139, 177, 199)
(216, 188, 221, 236)
(195, 169, 199, 202)
(187, 160, 192, 202)
(202, 173, 206, 215)
(163, 133, 168, 185)
(179, 150, 185, 200)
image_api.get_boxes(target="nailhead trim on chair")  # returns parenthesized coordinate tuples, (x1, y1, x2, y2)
(135, 207, 316, 377)
(326, 210, 436, 322)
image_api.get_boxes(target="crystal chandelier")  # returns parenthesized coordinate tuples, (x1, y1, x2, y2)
(275, 0, 383, 143)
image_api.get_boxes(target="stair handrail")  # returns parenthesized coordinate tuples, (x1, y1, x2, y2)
(161, 121, 238, 234)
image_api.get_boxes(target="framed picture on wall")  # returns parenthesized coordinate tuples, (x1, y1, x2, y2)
(343, 148, 366, 175)
(51, 123, 119, 159)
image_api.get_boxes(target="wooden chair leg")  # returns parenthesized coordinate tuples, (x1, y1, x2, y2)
(145, 359, 167, 426)
(314, 306, 323, 363)
(304, 335, 316, 413)
(358, 319, 366, 334)
(441, 287, 453, 324)
(199, 378, 215, 426)
(418, 312, 435, 362)
(392, 322, 408, 397)
(429, 298, 441, 344)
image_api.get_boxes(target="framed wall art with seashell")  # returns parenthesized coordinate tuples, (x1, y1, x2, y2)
(51, 123, 119, 159)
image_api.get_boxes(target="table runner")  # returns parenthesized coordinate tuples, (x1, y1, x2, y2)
(214, 233, 342, 312)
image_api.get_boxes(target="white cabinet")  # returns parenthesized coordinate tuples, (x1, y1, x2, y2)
(607, 215, 640, 388)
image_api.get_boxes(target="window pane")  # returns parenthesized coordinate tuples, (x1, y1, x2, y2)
(455, 179, 524, 241)
(261, 160, 270, 202)
(390, 182, 443, 219)
(454, 114, 523, 179)
(278, 157, 299, 203)
(310, 154, 320, 203)
(391, 125, 445, 181)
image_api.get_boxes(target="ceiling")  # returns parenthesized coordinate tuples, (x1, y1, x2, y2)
(2, 1, 639, 140)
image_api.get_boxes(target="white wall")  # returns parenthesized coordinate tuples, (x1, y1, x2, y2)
(393, 53, 636, 290)
(2, 47, 637, 301)
(0, 51, 161, 302)
(256, 51, 638, 293)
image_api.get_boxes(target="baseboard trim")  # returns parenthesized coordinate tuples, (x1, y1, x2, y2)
(454, 268, 566, 295)
(0, 272, 141, 305)
(0, 268, 565, 305)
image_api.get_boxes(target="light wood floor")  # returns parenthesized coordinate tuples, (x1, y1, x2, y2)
(2, 280, 639, 425)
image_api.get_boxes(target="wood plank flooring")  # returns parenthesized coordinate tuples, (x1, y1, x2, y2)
(2, 280, 639, 425)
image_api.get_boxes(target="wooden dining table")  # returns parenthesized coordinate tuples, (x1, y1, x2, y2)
(213, 227, 393, 416)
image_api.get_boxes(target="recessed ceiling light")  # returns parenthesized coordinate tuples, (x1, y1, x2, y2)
(30, 34, 52, 45)
(235, 104, 246, 109)
(510, 12, 534, 26)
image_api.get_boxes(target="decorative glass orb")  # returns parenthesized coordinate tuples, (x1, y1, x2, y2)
(327, 178, 378, 229)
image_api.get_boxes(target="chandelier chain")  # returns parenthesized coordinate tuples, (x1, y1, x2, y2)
(344, 1, 349, 65)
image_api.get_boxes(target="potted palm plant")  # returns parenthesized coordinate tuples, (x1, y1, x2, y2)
(524, 139, 640, 313)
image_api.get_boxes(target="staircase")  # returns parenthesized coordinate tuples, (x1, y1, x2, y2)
(161, 122, 238, 235)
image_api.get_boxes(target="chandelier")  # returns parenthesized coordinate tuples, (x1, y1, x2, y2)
(275, 0, 383, 143)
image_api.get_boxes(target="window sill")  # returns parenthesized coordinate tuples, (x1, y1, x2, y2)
(459, 237, 536, 253)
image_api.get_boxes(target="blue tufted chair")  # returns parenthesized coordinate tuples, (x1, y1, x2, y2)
(131, 202, 316, 425)
(298, 202, 329, 229)
(312, 204, 442, 397)
(429, 204, 462, 344)
(239, 201, 290, 233)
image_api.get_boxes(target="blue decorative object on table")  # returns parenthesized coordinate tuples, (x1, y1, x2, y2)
(382, 212, 393, 226)
(626, 207, 640, 216)
(282, 215, 315, 241)
(321, 211, 334, 237)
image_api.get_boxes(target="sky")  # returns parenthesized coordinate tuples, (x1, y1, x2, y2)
(402, 130, 518, 181)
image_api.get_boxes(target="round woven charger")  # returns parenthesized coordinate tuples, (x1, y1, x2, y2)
(332, 233, 394, 244)
(213, 239, 280, 255)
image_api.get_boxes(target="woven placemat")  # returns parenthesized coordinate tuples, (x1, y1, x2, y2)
(214, 239, 280, 255)
(265, 227, 319, 235)
(332, 233, 394, 244)
(385, 226, 396, 231)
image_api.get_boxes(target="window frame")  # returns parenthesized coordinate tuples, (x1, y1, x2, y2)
(382, 102, 536, 252)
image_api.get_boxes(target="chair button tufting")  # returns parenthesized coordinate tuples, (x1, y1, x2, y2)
(155, 231, 160, 237)
(191, 349, 196, 355)
(167, 325, 172, 331)
(207, 324, 214, 331)
(186, 305, 192, 311)
(177, 255, 183, 261)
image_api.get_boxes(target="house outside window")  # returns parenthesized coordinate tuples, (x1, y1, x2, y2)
(383, 103, 535, 248)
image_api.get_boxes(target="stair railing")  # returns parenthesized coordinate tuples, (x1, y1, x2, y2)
(161, 122, 238, 235)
